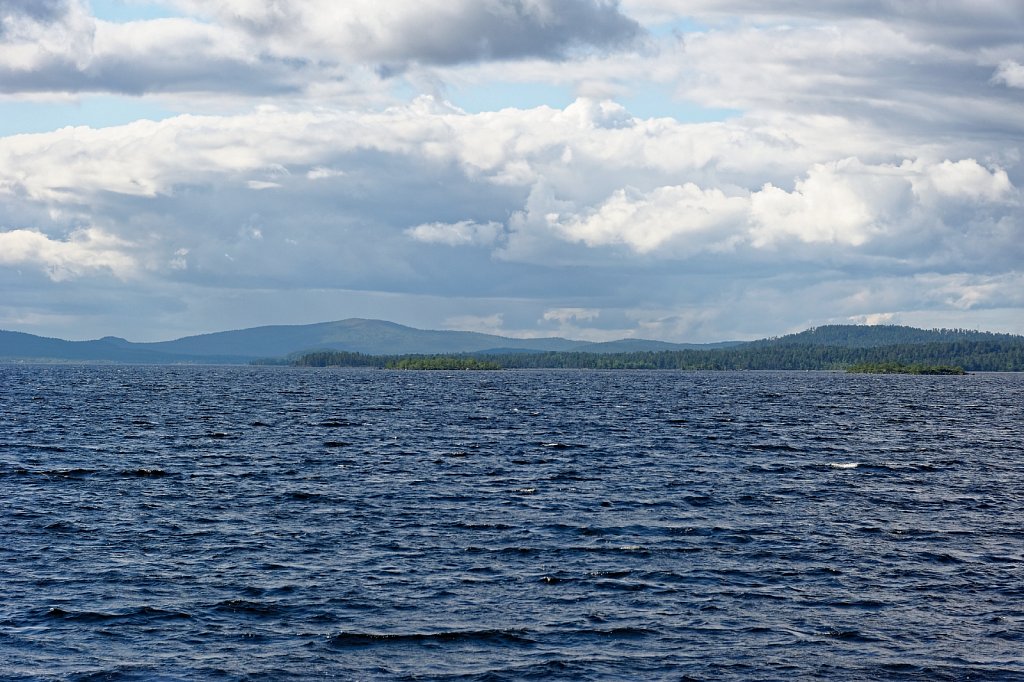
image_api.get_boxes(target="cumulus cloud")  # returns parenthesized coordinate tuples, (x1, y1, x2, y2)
(1, 100, 1018, 282)
(541, 156, 1017, 259)
(749, 159, 913, 248)
(914, 158, 1013, 202)
(0, 227, 136, 280)
(2, 0, 1024, 345)
(553, 184, 747, 253)
(0, 98, 721, 204)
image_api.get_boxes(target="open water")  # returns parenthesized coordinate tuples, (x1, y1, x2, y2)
(1, 365, 1023, 681)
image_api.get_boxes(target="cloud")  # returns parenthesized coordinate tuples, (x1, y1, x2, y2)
(992, 60, 1024, 88)
(176, 0, 643, 65)
(1, 100, 1019, 285)
(0, 1, 642, 97)
(246, 180, 282, 190)
(0, 0, 69, 25)
(916, 158, 1013, 202)
(0, 227, 137, 280)
(0, 10, 313, 96)
(542, 307, 599, 323)
(0, 0, 92, 72)
(848, 312, 896, 325)
(625, 0, 1024, 47)
(552, 183, 747, 253)
(540, 156, 1018, 260)
(306, 166, 345, 180)
(749, 159, 914, 248)
(406, 220, 503, 246)
(1, 75, 1021, 342)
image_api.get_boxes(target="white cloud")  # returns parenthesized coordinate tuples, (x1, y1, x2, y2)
(0, 0, 94, 71)
(552, 183, 747, 253)
(246, 180, 281, 190)
(749, 158, 911, 248)
(916, 158, 1014, 202)
(1, 0, 1023, 342)
(306, 166, 345, 180)
(539, 156, 1017, 257)
(542, 307, 600, 323)
(406, 220, 503, 246)
(0, 226, 136, 280)
(169, 247, 188, 270)
(992, 60, 1024, 88)
(0, 101, 1018, 328)
(847, 312, 896, 325)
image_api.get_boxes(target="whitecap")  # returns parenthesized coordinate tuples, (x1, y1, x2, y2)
(829, 462, 860, 469)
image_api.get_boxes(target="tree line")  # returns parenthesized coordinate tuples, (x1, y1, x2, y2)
(269, 339, 1024, 371)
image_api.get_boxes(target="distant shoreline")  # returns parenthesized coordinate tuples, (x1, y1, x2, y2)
(4, 321, 1023, 370)
(845, 362, 966, 375)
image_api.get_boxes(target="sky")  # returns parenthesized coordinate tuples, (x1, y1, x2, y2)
(1, 0, 1022, 343)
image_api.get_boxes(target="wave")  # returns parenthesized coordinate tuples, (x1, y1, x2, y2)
(326, 628, 535, 647)
(46, 606, 191, 622)
(212, 599, 287, 617)
(318, 419, 359, 428)
(45, 467, 97, 477)
(120, 468, 170, 477)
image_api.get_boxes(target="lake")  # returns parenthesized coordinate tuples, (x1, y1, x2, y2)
(2, 366, 1022, 680)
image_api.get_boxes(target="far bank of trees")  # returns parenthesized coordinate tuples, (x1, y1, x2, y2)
(846, 362, 966, 375)
(269, 339, 1024, 372)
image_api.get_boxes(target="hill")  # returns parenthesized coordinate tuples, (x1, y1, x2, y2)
(0, 330, 245, 364)
(1, 318, 735, 363)
(750, 324, 1018, 347)
(2, 320, 1022, 367)
(143, 318, 584, 358)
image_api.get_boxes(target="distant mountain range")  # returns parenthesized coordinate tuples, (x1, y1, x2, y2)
(0, 319, 1019, 365)
(0, 318, 734, 364)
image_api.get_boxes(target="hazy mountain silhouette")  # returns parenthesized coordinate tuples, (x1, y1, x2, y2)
(2, 319, 1015, 364)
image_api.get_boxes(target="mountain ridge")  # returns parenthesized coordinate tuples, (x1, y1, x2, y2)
(1, 319, 1020, 364)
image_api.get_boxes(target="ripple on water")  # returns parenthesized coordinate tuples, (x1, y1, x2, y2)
(0, 366, 1022, 680)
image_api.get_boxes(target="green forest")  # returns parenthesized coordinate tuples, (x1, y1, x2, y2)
(278, 337, 1024, 372)
(846, 362, 967, 375)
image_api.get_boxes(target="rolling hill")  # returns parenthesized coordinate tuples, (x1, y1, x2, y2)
(2, 319, 1020, 367)
(2, 318, 690, 363)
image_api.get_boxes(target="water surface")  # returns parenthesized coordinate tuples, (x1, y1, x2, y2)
(1, 367, 1022, 680)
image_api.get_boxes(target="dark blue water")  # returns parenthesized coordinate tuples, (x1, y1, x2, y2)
(1, 366, 1023, 681)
